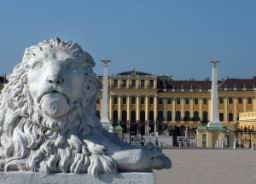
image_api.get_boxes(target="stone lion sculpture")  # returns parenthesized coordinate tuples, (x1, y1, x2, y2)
(0, 38, 171, 176)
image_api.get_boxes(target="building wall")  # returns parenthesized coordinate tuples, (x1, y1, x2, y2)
(96, 74, 256, 134)
(238, 111, 256, 148)
(239, 111, 256, 130)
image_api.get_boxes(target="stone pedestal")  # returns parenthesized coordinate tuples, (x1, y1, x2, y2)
(196, 60, 232, 148)
(197, 126, 226, 148)
(0, 172, 155, 184)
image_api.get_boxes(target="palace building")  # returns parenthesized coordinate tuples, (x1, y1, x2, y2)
(0, 71, 256, 141)
(96, 69, 256, 138)
(238, 111, 256, 148)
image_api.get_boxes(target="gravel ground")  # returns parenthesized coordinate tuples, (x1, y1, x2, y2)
(155, 149, 256, 184)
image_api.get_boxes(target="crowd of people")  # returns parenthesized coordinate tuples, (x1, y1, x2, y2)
(122, 135, 159, 147)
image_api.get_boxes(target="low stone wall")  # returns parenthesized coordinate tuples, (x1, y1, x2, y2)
(0, 172, 155, 184)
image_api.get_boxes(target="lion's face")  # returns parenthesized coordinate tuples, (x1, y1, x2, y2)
(27, 47, 87, 119)
(0, 38, 110, 174)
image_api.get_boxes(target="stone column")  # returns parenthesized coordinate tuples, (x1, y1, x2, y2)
(189, 98, 193, 119)
(199, 98, 203, 120)
(207, 60, 222, 127)
(118, 96, 122, 122)
(136, 96, 140, 122)
(154, 96, 158, 134)
(233, 98, 238, 121)
(224, 98, 228, 122)
(208, 98, 212, 121)
(243, 98, 247, 112)
(127, 96, 131, 122)
(172, 98, 176, 122)
(253, 98, 256, 111)
(127, 96, 131, 131)
(163, 98, 167, 121)
(145, 96, 149, 121)
(181, 99, 185, 120)
(145, 96, 149, 134)
(109, 95, 113, 121)
(101, 59, 113, 132)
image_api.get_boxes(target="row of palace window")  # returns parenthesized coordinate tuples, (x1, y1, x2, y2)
(97, 96, 253, 105)
(95, 110, 236, 123)
(112, 79, 154, 88)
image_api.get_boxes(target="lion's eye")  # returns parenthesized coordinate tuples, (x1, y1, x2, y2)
(32, 62, 43, 69)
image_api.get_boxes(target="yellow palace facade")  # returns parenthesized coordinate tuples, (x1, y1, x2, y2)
(1, 73, 256, 140)
(96, 70, 256, 138)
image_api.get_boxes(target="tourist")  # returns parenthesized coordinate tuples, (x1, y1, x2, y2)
(141, 136, 145, 146)
(155, 137, 159, 147)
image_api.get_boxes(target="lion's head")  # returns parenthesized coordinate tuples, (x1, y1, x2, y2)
(0, 38, 116, 175)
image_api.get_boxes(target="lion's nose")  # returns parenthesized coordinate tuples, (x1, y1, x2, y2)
(46, 74, 64, 85)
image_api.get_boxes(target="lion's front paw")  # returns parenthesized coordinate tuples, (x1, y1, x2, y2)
(142, 143, 172, 170)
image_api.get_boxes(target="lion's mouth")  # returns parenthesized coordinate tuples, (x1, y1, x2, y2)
(37, 90, 69, 105)
(38, 90, 71, 118)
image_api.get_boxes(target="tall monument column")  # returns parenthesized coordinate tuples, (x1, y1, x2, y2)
(197, 59, 227, 149)
(207, 60, 222, 128)
(101, 59, 113, 132)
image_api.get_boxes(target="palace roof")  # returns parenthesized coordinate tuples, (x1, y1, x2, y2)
(158, 77, 256, 92)
(117, 68, 152, 76)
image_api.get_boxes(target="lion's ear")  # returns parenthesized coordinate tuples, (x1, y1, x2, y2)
(83, 52, 95, 68)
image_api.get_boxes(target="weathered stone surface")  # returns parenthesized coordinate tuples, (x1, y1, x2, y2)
(0, 172, 155, 184)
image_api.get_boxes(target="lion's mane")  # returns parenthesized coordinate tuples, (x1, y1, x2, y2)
(0, 38, 117, 175)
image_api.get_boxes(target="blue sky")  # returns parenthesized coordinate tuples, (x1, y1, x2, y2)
(0, 0, 256, 79)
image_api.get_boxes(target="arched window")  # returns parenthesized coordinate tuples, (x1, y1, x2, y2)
(175, 111, 181, 121)
(140, 111, 145, 122)
(131, 110, 136, 123)
(113, 110, 118, 123)
(158, 111, 164, 121)
(184, 111, 190, 121)
(228, 113, 233, 121)
(193, 111, 200, 121)
(149, 110, 154, 123)
(219, 113, 224, 121)
(203, 111, 208, 122)
(167, 111, 172, 121)
(122, 110, 127, 122)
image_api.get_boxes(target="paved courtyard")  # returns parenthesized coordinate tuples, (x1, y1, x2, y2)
(155, 149, 256, 184)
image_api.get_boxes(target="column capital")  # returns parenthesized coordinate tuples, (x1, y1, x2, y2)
(101, 59, 111, 67)
(210, 59, 220, 67)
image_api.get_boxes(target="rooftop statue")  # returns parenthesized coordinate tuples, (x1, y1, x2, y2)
(0, 38, 171, 176)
